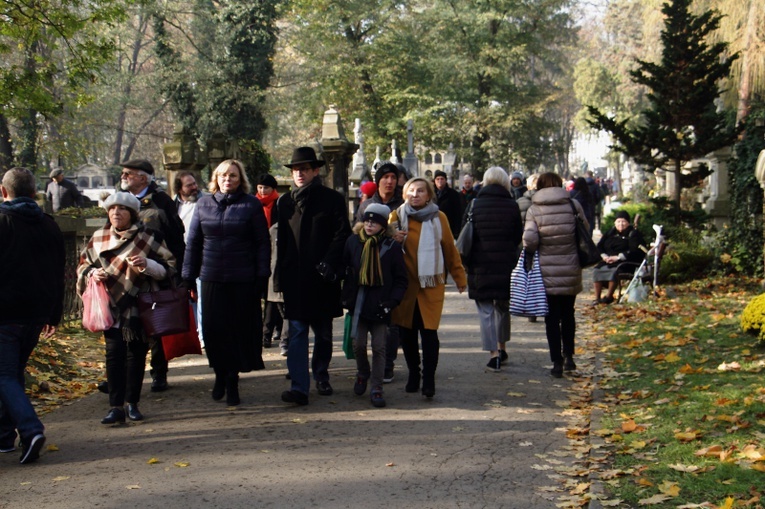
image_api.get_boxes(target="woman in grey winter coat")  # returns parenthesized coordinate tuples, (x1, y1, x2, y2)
(522, 172, 587, 378)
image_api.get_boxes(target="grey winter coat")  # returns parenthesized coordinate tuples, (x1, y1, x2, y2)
(522, 187, 586, 296)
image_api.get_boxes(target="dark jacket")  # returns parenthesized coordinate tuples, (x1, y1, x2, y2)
(466, 184, 523, 301)
(46, 178, 84, 212)
(596, 226, 646, 265)
(570, 189, 595, 233)
(435, 185, 462, 237)
(0, 198, 65, 325)
(182, 191, 270, 283)
(355, 188, 404, 223)
(275, 181, 351, 321)
(126, 182, 186, 267)
(341, 232, 408, 323)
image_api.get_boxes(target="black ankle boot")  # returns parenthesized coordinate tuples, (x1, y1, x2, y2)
(405, 371, 421, 393)
(421, 375, 435, 398)
(226, 374, 240, 406)
(212, 371, 226, 401)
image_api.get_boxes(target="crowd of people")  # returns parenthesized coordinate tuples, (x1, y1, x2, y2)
(2, 153, 627, 465)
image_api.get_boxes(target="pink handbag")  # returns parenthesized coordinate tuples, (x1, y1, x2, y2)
(82, 277, 114, 332)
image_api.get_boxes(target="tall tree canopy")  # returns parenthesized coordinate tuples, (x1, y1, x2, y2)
(587, 0, 738, 222)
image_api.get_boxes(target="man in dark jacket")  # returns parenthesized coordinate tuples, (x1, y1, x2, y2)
(433, 170, 462, 237)
(276, 147, 351, 405)
(119, 159, 186, 392)
(0, 167, 65, 464)
(354, 162, 403, 223)
(46, 168, 85, 212)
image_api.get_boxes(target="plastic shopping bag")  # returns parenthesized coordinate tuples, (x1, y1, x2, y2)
(82, 277, 114, 332)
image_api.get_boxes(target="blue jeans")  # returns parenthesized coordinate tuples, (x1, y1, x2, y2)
(0, 323, 46, 448)
(286, 318, 333, 395)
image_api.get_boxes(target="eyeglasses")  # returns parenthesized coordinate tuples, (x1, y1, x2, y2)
(121, 171, 139, 178)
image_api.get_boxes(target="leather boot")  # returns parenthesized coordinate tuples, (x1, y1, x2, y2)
(212, 369, 226, 401)
(226, 373, 240, 406)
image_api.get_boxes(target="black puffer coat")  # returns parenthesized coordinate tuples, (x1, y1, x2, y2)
(466, 184, 522, 301)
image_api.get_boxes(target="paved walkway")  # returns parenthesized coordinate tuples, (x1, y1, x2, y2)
(1, 284, 595, 509)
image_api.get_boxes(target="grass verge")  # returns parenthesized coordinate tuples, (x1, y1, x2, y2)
(583, 277, 765, 508)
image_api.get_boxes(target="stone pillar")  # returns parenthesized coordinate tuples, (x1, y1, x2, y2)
(754, 145, 765, 280)
(319, 106, 358, 219)
(162, 126, 207, 199)
(443, 143, 457, 187)
(403, 119, 420, 178)
(702, 146, 732, 229)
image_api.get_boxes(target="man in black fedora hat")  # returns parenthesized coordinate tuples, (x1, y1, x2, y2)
(275, 146, 351, 405)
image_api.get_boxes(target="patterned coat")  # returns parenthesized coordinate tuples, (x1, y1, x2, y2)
(77, 223, 176, 335)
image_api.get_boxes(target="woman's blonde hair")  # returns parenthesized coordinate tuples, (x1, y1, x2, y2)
(483, 166, 510, 191)
(208, 159, 251, 194)
(403, 177, 436, 203)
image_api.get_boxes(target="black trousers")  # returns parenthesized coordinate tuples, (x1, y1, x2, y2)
(149, 336, 167, 378)
(398, 302, 439, 383)
(263, 301, 284, 339)
(104, 329, 149, 407)
(544, 294, 576, 363)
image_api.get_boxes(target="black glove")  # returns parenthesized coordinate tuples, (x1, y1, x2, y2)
(375, 301, 396, 321)
(316, 262, 337, 282)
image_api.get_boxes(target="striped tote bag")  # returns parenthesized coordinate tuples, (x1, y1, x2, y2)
(510, 249, 548, 317)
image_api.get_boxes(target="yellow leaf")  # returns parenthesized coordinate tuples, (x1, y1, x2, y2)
(52, 476, 70, 481)
(658, 481, 680, 497)
(126, 485, 141, 490)
(664, 351, 681, 363)
(174, 461, 190, 468)
(749, 463, 765, 472)
(638, 494, 672, 505)
(571, 483, 590, 495)
(668, 463, 700, 473)
(719, 497, 735, 509)
(46, 444, 59, 452)
(674, 430, 701, 442)
(695, 445, 723, 457)
(147, 457, 160, 464)
(506, 391, 526, 397)
(637, 478, 654, 487)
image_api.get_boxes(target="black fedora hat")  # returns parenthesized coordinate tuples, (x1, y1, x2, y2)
(284, 146, 325, 169)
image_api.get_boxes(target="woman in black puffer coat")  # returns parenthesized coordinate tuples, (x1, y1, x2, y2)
(465, 167, 522, 372)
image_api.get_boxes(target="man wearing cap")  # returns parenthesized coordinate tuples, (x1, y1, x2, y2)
(275, 147, 351, 405)
(1, 168, 65, 464)
(45, 168, 85, 212)
(354, 162, 403, 224)
(433, 170, 462, 236)
(119, 159, 185, 392)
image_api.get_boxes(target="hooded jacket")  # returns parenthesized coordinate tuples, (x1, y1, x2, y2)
(0, 198, 65, 325)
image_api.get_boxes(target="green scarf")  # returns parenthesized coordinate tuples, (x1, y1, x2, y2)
(358, 229, 385, 287)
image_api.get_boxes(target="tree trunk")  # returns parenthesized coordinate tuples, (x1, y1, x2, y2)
(0, 114, 13, 172)
(735, 0, 758, 124)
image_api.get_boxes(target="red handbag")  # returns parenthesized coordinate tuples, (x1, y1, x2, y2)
(162, 305, 202, 361)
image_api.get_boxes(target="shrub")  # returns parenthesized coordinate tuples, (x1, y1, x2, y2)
(740, 293, 765, 342)
(659, 242, 715, 282)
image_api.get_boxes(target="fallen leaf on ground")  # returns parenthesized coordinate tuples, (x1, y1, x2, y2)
(658, 481, 681, 497)
(147, 457, 160, 464)
(126, 485, 140, 490)
(638, 494, 672, 505)
(46, 444, 59, 452)
(52, 476, 70, 481)
(174, 461, 190, 468)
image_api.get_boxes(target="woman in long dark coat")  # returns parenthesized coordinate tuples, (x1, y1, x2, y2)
(465, 167, 522, 372)
(182, 159, 270, 406)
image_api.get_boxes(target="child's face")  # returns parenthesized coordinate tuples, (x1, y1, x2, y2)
(363, 220, 384, 236)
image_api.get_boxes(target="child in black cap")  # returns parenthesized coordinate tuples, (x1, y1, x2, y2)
(341, 203, 408, 407)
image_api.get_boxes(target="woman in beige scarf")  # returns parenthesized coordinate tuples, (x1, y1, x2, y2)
(389, 177, 467, 398)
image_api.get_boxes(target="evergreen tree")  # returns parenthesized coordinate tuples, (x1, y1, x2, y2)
(587, 0, 738, 224)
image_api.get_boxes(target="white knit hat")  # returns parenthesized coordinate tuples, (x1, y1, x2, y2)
(102, 192, 141, 214)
